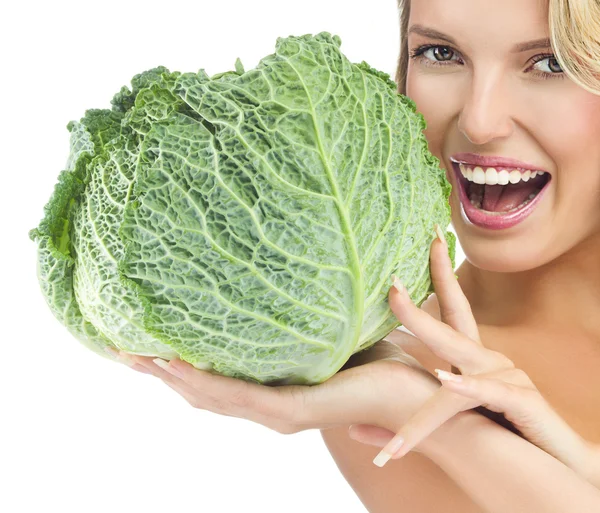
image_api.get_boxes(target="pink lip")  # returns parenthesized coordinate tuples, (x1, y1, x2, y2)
(450, 161, 551, 230)
(450, 152, 548, 173)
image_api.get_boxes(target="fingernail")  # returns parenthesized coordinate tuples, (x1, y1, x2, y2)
(391, 274, 405, 294)
(153, 358, 184, 379)
(434, 224, 447, 247)
(373, 436, 404, 467)
(373, 450, 392, 467)
(435, 368, 463, 382)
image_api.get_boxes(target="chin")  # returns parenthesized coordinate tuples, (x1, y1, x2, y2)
(449, 196, 555, 274)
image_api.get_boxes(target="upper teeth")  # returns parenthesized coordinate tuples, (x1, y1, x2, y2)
(459, 164, 546, 185)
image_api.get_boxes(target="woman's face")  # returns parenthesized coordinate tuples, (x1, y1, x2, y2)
(406, 0, 600, 272)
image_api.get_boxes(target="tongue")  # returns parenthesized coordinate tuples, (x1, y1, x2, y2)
(482, 180, 540, 212)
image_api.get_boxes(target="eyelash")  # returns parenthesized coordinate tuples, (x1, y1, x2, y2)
(408, 44, 565, 80)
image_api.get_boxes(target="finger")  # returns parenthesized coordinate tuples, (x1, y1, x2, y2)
(371, 366, 540, 468)
(126, 354, 226, 404)
(388, 280, 486, 372)
(441, 371, 595, 476)
(105, 347, 155, 375)
(373, 387, 479, 467)
(435, 368, 541, 416)
(160, 379, 236, 417)
(431, 225, 481, 344)
(123, 353, 216, 406)
(131, 353, 305, 425)
(131, 363, 154, 375)
(348, 424, 395, 448)
(130, 354, 294, 430)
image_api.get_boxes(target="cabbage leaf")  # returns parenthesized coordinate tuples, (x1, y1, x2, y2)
(30, 33, 454, 385)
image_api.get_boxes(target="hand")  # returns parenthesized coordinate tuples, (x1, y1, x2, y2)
(350, 226, 596, 479)
(115, 341, 442, 438)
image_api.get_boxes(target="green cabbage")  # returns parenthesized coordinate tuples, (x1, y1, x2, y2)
(30, 32, 455, 385)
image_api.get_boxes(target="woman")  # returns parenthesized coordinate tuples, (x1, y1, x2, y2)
(118, 0, 600, 510)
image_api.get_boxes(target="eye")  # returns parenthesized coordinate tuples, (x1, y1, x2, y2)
(409, 44, 463, 66)
(530, 55, 563, 74)
(426, 46, 457, 62)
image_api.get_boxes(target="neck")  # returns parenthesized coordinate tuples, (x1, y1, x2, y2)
(457, 232, 600, 339)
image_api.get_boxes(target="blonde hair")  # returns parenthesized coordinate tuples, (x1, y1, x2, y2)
(395, 0, 600, 96)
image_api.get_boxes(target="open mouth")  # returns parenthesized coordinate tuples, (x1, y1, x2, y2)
(452, 162, 551, 214)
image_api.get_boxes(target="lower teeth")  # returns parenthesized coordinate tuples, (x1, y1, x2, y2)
(469, 192, 538, 212)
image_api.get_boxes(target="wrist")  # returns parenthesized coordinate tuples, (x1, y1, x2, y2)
(417, 410, 489, 462)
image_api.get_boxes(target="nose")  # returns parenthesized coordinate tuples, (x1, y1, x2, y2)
(457, 70, 514, 145)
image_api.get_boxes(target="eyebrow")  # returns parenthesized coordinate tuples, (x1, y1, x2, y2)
(407, 24, 552, 53)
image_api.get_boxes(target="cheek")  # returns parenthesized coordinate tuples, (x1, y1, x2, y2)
(535, 90, 600, 157)
(538, 92, 600, 211)
(405, 68, 461, 162)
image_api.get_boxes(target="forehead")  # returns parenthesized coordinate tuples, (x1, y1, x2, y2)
(409, 0, 550, 50)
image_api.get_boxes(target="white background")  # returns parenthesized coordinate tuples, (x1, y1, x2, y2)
(1, 1, 464, 511)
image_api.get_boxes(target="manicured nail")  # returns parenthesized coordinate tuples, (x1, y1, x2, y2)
(391, 274, 405, 294)
(373, 450, 392, 467)
(153, 358, 184, 379)
(435, 368, 463, 382)
(374, 436, 404, 467)
(434, 224, 447, 246)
